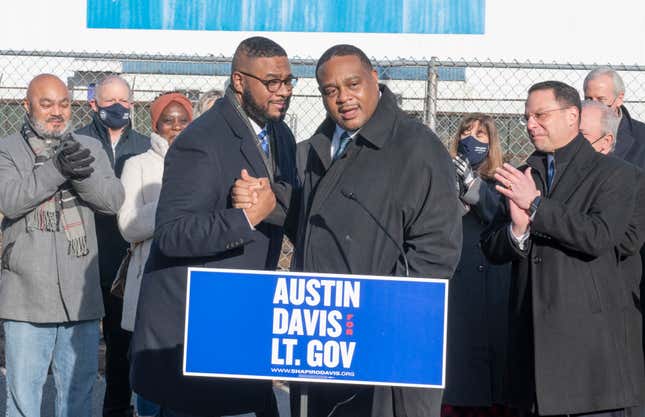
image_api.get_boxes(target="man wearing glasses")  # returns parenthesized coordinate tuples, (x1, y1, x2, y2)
(483, 81, 645, 417)
(129, 37, 298, 417)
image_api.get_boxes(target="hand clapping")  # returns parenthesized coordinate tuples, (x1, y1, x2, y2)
(494, 163, 540, 235)
(53, 139, 95, 180)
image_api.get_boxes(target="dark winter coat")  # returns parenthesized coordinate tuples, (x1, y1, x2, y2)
(442, 178, 511, 406)
(290, 85, 463, 417)
(129, 93, 297, 416)
(481, 134, 645, 415)
(613, 105, 645, 363)
(76, 113, 150, 287)
(615, 106, 645, 169)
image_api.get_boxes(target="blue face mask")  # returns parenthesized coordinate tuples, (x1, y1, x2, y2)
(97, 103, 130, 129)
(457, 135, 489, 166)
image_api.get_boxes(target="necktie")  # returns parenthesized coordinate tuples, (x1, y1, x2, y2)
(257, 129, 269, 158)
(547, 155, 555, 192)
(333, 132, 351, 161)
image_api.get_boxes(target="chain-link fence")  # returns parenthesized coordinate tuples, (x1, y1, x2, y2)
(2, 50, 645, 262)
(2, 50, 645, 165)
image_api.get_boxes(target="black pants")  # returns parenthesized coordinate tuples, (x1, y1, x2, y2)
(102, 287, 134, 417)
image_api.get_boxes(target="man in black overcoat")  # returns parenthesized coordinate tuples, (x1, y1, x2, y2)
(76, 75, 150, 417)
(129, 37, 298, 417)
(288, 44, 463, 417)
(584, 67, 645, 391)
(579, 101, 645, 417)
(483, 81, 645, 417)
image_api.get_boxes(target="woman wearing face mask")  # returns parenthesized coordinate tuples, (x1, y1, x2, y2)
(441, 114, 516, 417)
(117, 92, 193, 417)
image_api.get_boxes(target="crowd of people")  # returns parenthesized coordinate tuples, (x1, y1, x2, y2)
(0, 36, 643, 417)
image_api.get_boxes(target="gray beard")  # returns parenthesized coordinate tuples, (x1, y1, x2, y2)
(29, 115, 71, 140)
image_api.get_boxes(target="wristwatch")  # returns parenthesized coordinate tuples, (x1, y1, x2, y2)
(528, 195, 542, 219)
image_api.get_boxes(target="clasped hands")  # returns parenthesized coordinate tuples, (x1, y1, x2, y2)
(231, 169, 276, 227)
(53, 138, 95, 180)
(494, 163, 541, 236)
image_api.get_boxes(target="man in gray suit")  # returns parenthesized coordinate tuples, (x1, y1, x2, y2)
(0, 74, 124, 417)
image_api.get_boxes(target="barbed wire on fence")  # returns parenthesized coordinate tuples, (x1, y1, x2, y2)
(2, 50, 645, 165)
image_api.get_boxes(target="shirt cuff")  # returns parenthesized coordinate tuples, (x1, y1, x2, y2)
(508, 224, 530, 250)
(241, 208, 256, 231)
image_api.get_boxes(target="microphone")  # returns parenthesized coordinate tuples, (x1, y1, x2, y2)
(341, 189, 409, 277)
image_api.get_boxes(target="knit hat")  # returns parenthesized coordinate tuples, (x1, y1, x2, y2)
(150, 92, 193, 133)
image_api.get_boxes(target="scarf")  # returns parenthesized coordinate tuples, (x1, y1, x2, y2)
(21, 118, 89, 257)
(150, 132, 169, 158)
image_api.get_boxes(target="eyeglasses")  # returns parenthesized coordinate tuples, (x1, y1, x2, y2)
(237, 71, 298, 92)
(520, 106, 570, 125)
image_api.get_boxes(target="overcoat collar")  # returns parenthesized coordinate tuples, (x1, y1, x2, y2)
(309, 118, 335, 171)
(526, 133, 597, 201)
(357, 85, 399, 149)
(308, 84, 400, 171)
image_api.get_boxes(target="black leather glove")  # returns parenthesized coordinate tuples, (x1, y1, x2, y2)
(53, 139, 95, 180)
(453, 153, 477, 190)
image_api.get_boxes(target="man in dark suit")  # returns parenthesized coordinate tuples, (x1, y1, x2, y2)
(484, 81, 645, 417)
(580, 101, 645, 417)
(286, 44, 462, 417)
(129, 36, 298, 417)
(584, 69, 645, 412)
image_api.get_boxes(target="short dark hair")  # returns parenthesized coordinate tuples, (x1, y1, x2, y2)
(528, 80, 581, 114)
(232, 37, 287, 71)
(315, 44, 373, 81)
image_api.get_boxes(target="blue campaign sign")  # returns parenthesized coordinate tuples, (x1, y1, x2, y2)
(183, 268, 448, 388)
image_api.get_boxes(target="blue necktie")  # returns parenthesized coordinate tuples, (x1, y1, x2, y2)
(257, 129, 269, 158)
(547, 155, 555, 192)
(333, 132, 351, 161)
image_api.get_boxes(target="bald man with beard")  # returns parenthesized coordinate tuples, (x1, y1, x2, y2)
(0, 74, 124, 417)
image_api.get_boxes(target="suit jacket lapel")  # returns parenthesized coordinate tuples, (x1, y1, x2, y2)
(309, 118, 335, 172)
(240, 135, 269, 179)
(305, 89, 398, 216)
(526, 136, 597, 202)
(310, 134, 332, 172)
